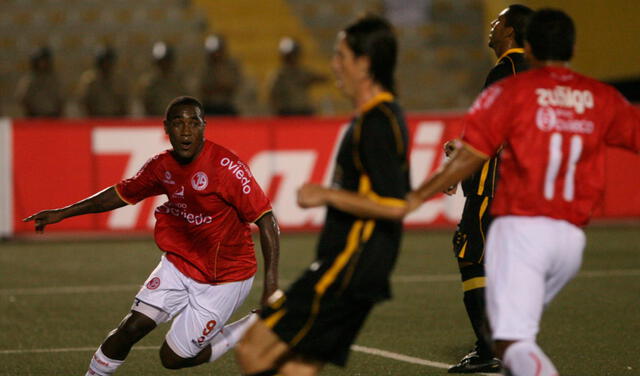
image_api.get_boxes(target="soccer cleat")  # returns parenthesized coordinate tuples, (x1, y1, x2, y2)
(448, 350, 501, 373)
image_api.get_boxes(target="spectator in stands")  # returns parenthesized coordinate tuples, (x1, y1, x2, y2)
(15, 46, 65, 117)
(268, 37, 327, 116)
(199, 34, 242, 116)
(77, 45, 128, 117)
(138, 42, 187, 116)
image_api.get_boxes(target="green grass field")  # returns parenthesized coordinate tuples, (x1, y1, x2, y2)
(1, 227, 639, 376)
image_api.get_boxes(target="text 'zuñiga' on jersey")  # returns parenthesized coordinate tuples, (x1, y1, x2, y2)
(115, 140, 272, 284)
(462, 66, 640, 226)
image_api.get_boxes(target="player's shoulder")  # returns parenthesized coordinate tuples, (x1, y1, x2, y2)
(206, 140, 241, 161)
(144, 149, 172, 169)
(204, 140, 251, 172)
(363, 100, 405, 126)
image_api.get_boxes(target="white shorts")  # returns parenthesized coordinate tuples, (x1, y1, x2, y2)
(485, 216, 585, 341)
(132, 255, 254, 358)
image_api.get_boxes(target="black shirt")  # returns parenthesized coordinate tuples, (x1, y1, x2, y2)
(316, 93, 410, 302)
(461, 49, 529, 197)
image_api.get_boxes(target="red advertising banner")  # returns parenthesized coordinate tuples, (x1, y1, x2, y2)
(5, 115, 640, 235)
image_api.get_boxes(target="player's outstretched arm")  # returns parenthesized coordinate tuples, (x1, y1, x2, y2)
(407, 146, 487, 212)
(23, 186, 128, 232)
(297, 183, 407, 220)
(255, 211, 280, 306)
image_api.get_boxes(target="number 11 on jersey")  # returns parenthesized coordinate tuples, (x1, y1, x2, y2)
(544, 132, 583, 201)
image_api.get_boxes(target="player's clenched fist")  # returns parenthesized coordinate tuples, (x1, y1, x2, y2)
(297, 183, 328, 208)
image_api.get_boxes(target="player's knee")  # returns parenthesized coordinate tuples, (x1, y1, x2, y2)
(117, 312, 156, 342)
(159, 342, 187, 369)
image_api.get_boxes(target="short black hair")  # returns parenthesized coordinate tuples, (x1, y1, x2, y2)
(504, 4, 534, 47)
(343, 14, 397, 94)
(526, 8, 575, 62)
(164, 96, 204, 120)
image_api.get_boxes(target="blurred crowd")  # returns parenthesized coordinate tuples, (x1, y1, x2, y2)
(14, 35, 327, 118)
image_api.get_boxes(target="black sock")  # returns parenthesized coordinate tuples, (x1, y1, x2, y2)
(460, 262, 494, 358)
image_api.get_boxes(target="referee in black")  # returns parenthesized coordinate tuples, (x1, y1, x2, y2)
(235, 15, 410, 376)
(446, 4, 533, 374)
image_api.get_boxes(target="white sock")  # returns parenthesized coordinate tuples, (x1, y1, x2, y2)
(85, 346, 125, 376)
(209, 312, 258, 363)
(503, 341, 559, 376)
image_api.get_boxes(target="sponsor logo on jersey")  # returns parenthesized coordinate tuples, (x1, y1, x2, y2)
(146, 277, 161, 290)
(191, 171, 208, 191)
(535, 107, 594, 134)
(535, 86, 594, 114)
(172, 185, 184, 198)
(220, 157, 252, 194)
(155, 203, 213, 225)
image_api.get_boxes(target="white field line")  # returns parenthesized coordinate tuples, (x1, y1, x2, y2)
(1, 268, 639, 297)
(0, 343, 494, 375)
(0, 346, 157, 355)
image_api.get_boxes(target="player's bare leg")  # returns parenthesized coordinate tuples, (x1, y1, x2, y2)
(86, 311, 156, 375)
(279, 357, 324, 376)
(159, 312, 257, 369)
(235, 319, 290, 375)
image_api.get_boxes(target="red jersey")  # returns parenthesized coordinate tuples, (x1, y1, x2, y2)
(115, 140, 272, 283)
(462, 66, 640, 226)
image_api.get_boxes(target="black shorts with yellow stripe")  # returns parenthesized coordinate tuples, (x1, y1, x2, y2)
(259, 261, 374, 367)
(452, 194, 494, 264)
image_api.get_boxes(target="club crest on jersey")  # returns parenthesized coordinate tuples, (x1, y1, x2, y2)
(146, 277, 161, 290)
(191, 172, 208, 191)
(163, 171, 175, 184)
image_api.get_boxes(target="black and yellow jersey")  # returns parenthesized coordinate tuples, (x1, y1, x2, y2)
(315, 92, 410, 303)
(461, 48, 528, 197)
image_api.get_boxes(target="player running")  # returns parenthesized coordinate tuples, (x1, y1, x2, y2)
(24, 96, 280, 375)
(235, 15, 410, 376)
(408, 9, 640, 376)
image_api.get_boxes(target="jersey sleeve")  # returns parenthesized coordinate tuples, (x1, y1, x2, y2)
(604, 89, 640, 153)
(461, 83, 512, 158)
(115, 155, 165, 205)
(358, 108, 409, 205)
(216, 157, 272, 223)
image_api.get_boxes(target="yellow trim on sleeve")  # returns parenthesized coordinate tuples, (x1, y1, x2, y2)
(462, 142, 491, 160)
(251, 209, 273, 224)
(113, 185, 135, 206)
(462, 277, 486, 292)
(359, 175, 408, 208)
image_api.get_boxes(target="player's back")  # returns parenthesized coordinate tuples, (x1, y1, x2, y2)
(465, 66, 640, 226)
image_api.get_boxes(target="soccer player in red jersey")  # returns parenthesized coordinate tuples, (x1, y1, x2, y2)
(24, 96, 280, 375)
(408, 9, 640, 376)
